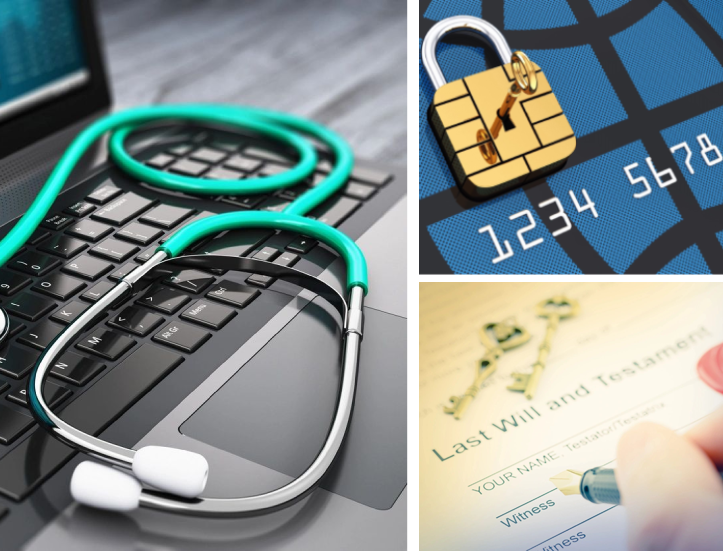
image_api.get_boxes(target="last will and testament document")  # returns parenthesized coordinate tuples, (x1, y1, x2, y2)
(420, 282, 723, 551)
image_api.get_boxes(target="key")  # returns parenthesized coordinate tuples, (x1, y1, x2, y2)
(206, 280, 260, 308)
(223, 155, 263, 173)
(0, 405, 34, 445)
(76, 329, 136, 360)
(62, 255, 113, 280)
(39, 235, 88, 258)
(81, 280, 115, 302)
(246, 251, 298, 288)
(445, 321, 530, 420)
(211, 139, 242, 152)
(4, 292, 56, 321)
(66, 219, 114, 242)
(205, 167, 244, 180)
(0, 383, 8, 395)
(0, 269, 30, 296)
(109, 262, 138, 281)
(164, 269, 215, 293)
(310, 196, 360, 227)
(0, 344, 182, 500)
(140, 204, 194, 229)
(50, 301, 90, 325)
(344, 182, 377, 200)
(508, 296, 579, 400)
(18, 321, 64, 351)
(86, 182, 122, 204)
(137, 285, 191, 314)
(8, 381, 71, 409)
(159, 210, 216, 244)
(145, 153, 175, 169)
(251, 246, 280, 262)
(91, 192, 156, 226)
(49, 351, 106, 386)
(181, 299, 236, 329)
(220, 195, 266, 209)
(198, 229, 272, 257)
(153, 320, 211, 353)
(90, 238, 139, 262)
(6, 318, 25, 338)
(64, 201, 96, 218)
(10, 251, 61, 276)
(350, 166, 392, 187)
(136, 246, 158, 263)
(41, 213, 74, 231)
(243, 147, 290, 165)
(28, 229, 50, 245)
(108, 306, 164, 337)
(259, 197, 291, 212)
(32, 273, 86, 301)
(286, 236, 317, 254)
(168, 144, 192, 156)
(116, 222, 163, 245)
(277, 184, 310, 201)
(0, 345, 41, 379)
(168, 159, 208, 177)
(189, 147, 227, 164)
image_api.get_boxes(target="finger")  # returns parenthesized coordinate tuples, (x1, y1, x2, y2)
(685, 406, 723, 466)
(617, 422, 723, 551)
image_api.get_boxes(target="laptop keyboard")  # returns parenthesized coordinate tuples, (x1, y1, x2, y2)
(0, 129, 392, 506)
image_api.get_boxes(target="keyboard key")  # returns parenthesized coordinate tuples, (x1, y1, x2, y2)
(351, 166, 392, 187)
(64, 201, 96, 218)
(49, 351, 106, 386)
(81, 280, 115, 302)
(206, 280, 260, 308)
(0, 405, 34, 445)
(286, 236, 317, 254)
(0, 345, 40, 379)
(62, 255, 113, 281)
(86, 182, 122, 204)
(28, 229, 50, 245)
(0, 344, 182, 500)
(244, 147, 290, 165)
(168, 159, 208, 177)
(189, 147, 227, 164)
(168, 144, 192, 156)
(211, 139, 242, 152)
(116, 222, 163, 245)
(76, 329, 136, 360)
(109, 262, 138, 281)
(205, 167, 244, 180)
(32, 273, 86, 301)
(159, 210, 216, 244)
(146, 153, 175, 169)
(50, 301, 90, 325)
(224, 155, 263, 173)
(135, 246, 157, 263)
(41, 213, 74, 231)
(8, 380, 71, 409)
(3, 292, 56, 322)
(0, 382, 7, 395)
(344, 181, 377, 200)
(311, 196, 360, 227)
(199, 229, 272, 257)
(10, 251, 60, 276)
(108, 306, 164, 337)
(259, 197, 291, 212)
(153, 321, 211, 353)
(6, 318, 25, 338)
(220, 195, 265, 209)
(181, 300, 236, 329)
(137, 286, 191, 314)
(0, 270, 30, 296)
(277, 184, 310, 201)
(164, 269, 215, 293)
(252, 246, 280, 262)
(274, 251, 299, 267)
(18, 321, 64, 351)
(39, 235, 89, 259)
(66, 219, 114, 242)
(140, 204, 194, 229)
(91, 192, 156, 226)
(247, 251, 298, 288)
(90, 238, 139, 262)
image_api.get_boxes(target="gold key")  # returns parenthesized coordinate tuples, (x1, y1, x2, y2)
(508, 296, 579, 400)
(444, 319, 530, 420)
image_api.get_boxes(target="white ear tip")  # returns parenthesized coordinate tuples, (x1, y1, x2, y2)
(71, 461, 141, 511)
(133, 446, 208, 498)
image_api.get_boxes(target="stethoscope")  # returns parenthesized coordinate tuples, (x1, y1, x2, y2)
(0, 104, 366, 516)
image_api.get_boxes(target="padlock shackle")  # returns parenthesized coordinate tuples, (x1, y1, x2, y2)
(422, 16, 513, 90)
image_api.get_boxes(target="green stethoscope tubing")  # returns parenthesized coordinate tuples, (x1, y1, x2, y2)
(0, 104, 368, 293)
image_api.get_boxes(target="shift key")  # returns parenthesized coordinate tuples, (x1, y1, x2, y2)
(0, 344, 183, 501)
(91, 192, 156, 226)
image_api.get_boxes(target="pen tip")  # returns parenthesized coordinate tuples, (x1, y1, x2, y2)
(550, 469, 584, 496)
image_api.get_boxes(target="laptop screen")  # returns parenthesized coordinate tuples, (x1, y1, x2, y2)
(0, 0, 89, 122)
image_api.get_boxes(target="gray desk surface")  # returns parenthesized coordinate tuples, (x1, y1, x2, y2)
(97, 0, 407, 164)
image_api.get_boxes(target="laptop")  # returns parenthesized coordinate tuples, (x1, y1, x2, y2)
(0, 1, 407, 549)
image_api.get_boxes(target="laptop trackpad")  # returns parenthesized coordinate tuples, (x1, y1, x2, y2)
(180, 300, 407, 510)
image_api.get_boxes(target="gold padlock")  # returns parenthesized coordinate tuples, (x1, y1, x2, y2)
(422, 16, 576, 201)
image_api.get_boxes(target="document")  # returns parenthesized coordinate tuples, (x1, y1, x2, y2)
(420, 283, 723, 551)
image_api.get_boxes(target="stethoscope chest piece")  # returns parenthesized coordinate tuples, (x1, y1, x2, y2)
(0, 307, 8, 347)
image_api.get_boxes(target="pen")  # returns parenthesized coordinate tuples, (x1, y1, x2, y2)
(551, 467, 723, 505)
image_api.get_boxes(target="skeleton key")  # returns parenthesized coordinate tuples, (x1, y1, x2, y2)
(445, 319, 530, 420)
(508, 295, 579, 400)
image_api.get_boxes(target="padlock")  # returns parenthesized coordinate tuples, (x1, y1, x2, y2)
(422, 16, 576, 201)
